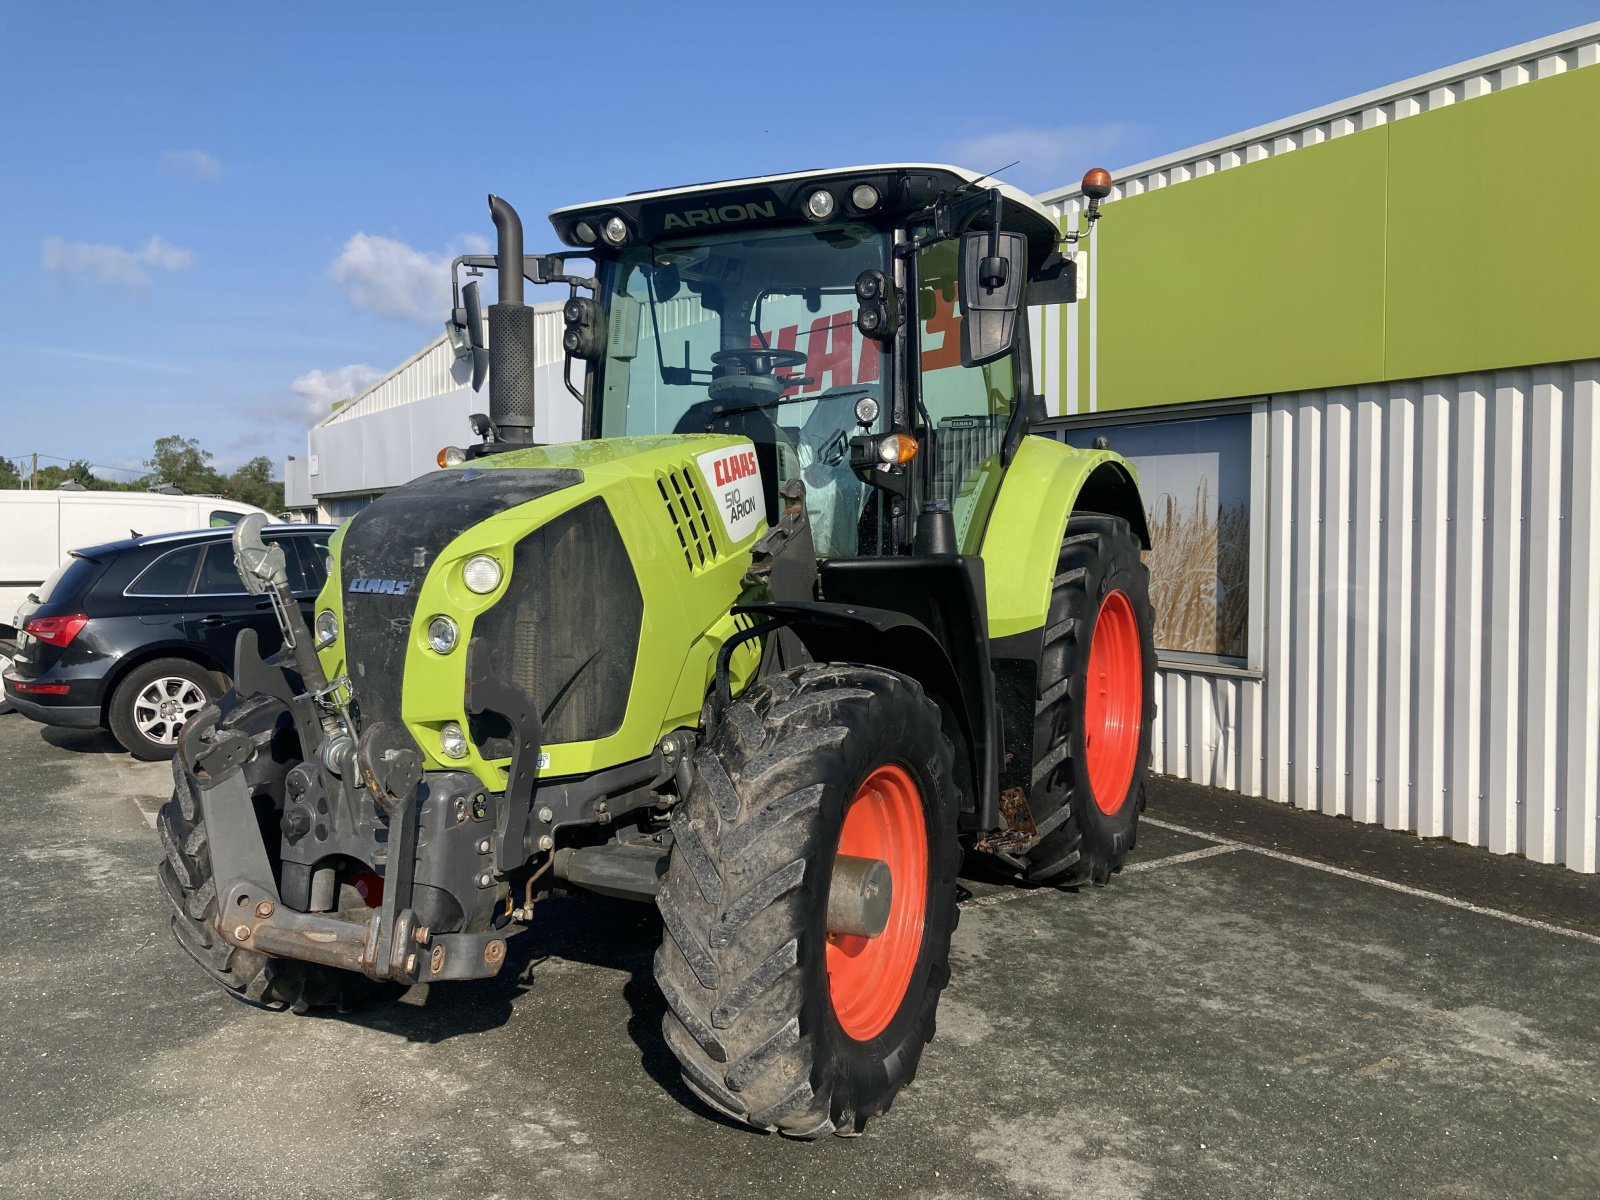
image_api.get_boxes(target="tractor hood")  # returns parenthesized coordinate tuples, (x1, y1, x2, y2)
(317, 434, 768, 790)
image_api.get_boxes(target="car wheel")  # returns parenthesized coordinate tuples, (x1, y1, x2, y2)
(0, 639, 15, 716)
(108, 658, 221, 761)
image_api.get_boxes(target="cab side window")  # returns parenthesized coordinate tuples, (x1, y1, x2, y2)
(916, 239, 1016, 552)
(209, 509, 244, 528)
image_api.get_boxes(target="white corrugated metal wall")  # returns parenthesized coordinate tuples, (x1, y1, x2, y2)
(1150, 364, 1600, 872)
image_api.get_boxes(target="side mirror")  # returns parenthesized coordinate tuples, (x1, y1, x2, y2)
(958, 230, 1025, 366)
(451, 279, 488, 391)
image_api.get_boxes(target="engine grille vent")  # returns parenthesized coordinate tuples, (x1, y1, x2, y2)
(658, 468, 719, 572)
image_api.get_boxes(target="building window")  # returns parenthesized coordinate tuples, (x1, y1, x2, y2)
(1055, 412, 1254, 667)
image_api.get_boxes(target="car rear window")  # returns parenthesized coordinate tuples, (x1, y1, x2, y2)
(128, 546, 202, 596)
(194, 544, 247, 595)
(34, 556, 100, 606)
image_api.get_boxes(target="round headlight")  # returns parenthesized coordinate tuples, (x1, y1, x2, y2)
(574, 220, 598, 245)
(427, 615, 458, 654)
(854, 396, 880, 426)
(314, 608, 338, 648)
(462, 554, 502, 595)
(805, 189, 836, 220)
(602, 216, 629, 245)
(850, 183, 880, 211)
(439, 721, 469, 760)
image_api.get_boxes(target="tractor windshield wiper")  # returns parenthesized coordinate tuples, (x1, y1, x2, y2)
(711, 386, 871, 421)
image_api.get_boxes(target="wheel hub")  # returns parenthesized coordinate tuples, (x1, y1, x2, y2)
(827, 854, 893, 939)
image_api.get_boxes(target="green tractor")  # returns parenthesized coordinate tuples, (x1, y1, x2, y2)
(158, 164, 1155, 1138)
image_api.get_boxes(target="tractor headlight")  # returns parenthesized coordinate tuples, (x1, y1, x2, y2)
(602, 216, 629, 245)
(850, 183, 880, 212)
(804, 189, 836, 221)
(314, 609, 338, 648)
(439, 721, 469, 760)
(427, 615, 458, 654)
(462, 554, 502, 595)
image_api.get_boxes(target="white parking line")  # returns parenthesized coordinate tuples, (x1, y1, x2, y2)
(1120, 843, 1242, 873)
(1140, 816, 1600, 948)
(958, 844, 1244, 908)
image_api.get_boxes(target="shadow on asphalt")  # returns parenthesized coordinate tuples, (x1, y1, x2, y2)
(344, 890, 750, 1132)
(38, 725, 127, 756)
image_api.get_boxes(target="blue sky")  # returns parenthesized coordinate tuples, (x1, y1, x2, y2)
(1, 1, 1591, 480)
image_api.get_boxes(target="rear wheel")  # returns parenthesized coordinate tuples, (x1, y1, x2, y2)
(109, 657, 221, 760)
(157, 690, 390, 1012)
(654, 663, 960, 1138)
(1023, 514, 1156, 886)
(0, 638, 15, 715)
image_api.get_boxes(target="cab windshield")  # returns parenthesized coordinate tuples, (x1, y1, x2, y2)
(593, 224, 891, 556)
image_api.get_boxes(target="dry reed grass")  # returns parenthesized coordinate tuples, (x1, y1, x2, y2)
(1143, 478, 1249, 657)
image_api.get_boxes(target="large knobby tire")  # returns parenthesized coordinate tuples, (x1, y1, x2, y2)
(654, 663, 960, 1138)
(156, 690, 388, 1013)
(110, 656, 222, 761)
(1023, 514, 1156, 886)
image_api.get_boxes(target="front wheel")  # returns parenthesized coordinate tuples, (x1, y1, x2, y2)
(654, 663, 961, 1138)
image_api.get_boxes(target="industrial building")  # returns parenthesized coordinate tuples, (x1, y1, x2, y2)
(286, 21, 1600, 870)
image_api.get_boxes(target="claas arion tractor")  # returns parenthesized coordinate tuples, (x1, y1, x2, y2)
(159, 164, 1154, 1138)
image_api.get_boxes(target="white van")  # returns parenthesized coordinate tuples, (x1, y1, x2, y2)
(1, 488, 269, 637)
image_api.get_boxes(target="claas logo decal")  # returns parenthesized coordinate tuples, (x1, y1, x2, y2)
(710, 449, 758, 487)
(695, 446, 766, 545)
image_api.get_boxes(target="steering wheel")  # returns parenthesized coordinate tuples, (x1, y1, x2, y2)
(711, 347, 808, 376)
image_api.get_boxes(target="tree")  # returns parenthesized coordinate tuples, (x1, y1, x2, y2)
(0, 456, 19, 489)
(224, 456, 284, 512)
(144, 435, 224, 495)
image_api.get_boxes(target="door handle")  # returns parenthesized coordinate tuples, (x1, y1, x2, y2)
(199, 616, 230, 626)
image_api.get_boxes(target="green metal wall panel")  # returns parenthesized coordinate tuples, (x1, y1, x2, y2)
(1385, 64, 1600, 380)
(1077, 65, 1600, 411)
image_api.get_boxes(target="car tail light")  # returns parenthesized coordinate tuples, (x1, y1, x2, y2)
(24, 614, 89, 648)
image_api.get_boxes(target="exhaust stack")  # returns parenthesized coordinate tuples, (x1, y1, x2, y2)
(487, 194, 535, 444)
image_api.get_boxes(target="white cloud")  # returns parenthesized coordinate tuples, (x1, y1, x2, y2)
(290, 363, 385, 419)
(941, 123, 1134, 192)
(330, 233, 454, 323)
(41, 235, 196, 293)
(163, 148, 224, 180)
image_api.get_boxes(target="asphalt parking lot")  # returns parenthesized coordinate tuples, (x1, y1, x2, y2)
(2, 714, 1598, 1200)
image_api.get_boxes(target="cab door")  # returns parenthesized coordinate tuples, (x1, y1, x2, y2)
(914, 238, 1018, 554)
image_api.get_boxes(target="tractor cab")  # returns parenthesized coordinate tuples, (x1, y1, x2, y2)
(449, 166, 1089, 559)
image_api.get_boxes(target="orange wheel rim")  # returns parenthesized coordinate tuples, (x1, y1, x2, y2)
(826, 764, 927, 1041)
(1084, 589, 1143, 815)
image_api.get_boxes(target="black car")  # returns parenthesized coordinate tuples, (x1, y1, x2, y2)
(3, 524, 335, 759)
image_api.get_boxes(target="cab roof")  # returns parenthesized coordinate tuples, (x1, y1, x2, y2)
(548, 164, 1061, 264)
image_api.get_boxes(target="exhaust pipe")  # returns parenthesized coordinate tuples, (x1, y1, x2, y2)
(487, 194, 535, 445)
